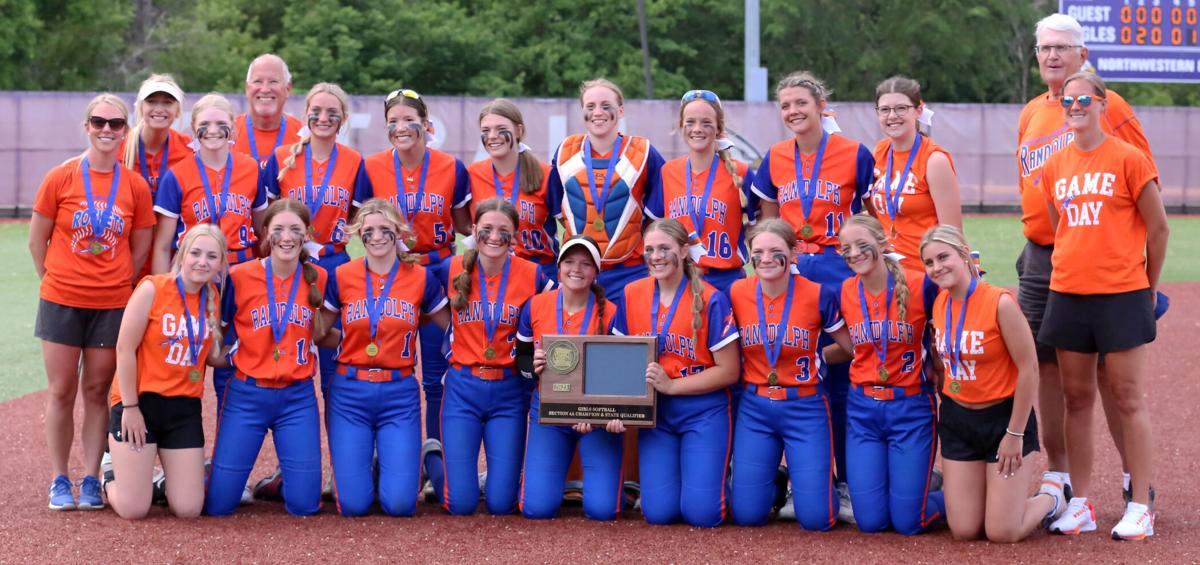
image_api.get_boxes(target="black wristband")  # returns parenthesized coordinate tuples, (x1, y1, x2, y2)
(123, 404, 139, 409)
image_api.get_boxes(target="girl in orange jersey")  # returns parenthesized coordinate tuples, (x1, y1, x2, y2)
(647, 89, 755, 296)
(615, 218, 739, 528)
(29, 94, 155, 511)
(106, 224, 226, 519)
(261, 82, 368, 399)
(920, 225, 1060, 543)
(468, 99, 559, 281)
(517, 235, 623, 521)
(320, 199, 450, 517)
(834, 214, 943, 534)
(1038, 72, 1169, 541)
(728, 219, 851, 530)
(867, 76, 962, 272)
(121, 75, 194, 198)
(437, 198, 550, 516)
(204, 198, 328, 517)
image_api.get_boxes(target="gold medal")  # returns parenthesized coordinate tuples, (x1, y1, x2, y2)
(366, 343, 379, 357)
(767, 371, 778, 387)
(188, 369, 203, 383)
(273, 347, 281, 361)
(878, 366, 889, 382)
(593, 218, 605, 232)
(800, 223, 814, 238)
(949, 381, 961, 394)
(484, 346, 496, 360)
(89, 242, 104, 255)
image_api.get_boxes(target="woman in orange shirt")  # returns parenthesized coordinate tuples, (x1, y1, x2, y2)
(921, 225, 1059, 543)
(121, 74, 194, 198)
(29, 94, 155, 511)
(867, 76, 962, 272)
(106, 224, 226, 519)
(1038, 72, 1169, 540)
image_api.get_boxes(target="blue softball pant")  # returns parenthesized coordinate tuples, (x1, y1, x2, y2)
(846, 384, 944, 535)
(314, 251, 351, 400)
(328, 367, 422, 517)
(797, 248, 853, 482)
(639, 388, 732, 528)
(439, 365, 527, 515)
(520, 391, 625, 521)
(731, 384, 836, 530)
(597, 262, 648, 313)
(205, 376, 322, 516)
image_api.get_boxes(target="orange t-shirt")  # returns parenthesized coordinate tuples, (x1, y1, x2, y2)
(33, 157, 155, 309)
(840, 269, 933, 388)
(467, 159, 558, 266)
(869, 136, 956, 272)
(1016, 89, 1155, 246)
(224, 258, 327, 382)
(118, 129, 194, 197)
(233, 113, 304, 168)
(1039, 136, 1157, 295)
(446, 255, 544, 368)
(930, 280, 1017, 404)
(730, 274, 842, 388)
(110, 273, 216, 406)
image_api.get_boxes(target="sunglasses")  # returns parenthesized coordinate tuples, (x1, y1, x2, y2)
(386, 88, 421, 103)
(1060, 95, 1104, 108)
(681, 89, 721, 106)
(88, 116, 127, 131)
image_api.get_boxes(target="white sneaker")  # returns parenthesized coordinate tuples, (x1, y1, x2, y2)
(1038, 472, 1067, 527)
(1111, 502, 1154, 541)
(1049, 497, 1097, 535)
(777, 488, 796, 521)
(837, 482, 856, 524)
(240, 485, 254, 505)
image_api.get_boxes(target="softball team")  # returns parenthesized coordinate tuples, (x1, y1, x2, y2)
(32, 40, 1167, 543)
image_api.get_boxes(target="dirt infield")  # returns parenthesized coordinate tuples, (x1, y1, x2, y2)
(2, 283, 1198, 563)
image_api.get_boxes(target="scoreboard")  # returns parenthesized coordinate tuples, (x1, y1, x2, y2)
(1061, 0, 1200, 82)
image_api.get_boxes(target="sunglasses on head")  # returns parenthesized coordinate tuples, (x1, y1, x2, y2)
(88, 116, 127, 131)
(1061, 95, 1104, 108)
(681, 89, 721, 106)
(386, 88, 421, 103)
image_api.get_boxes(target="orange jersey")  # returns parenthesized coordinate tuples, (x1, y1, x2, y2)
(325, 259, 447, 370)
(233, 113, 304, 168)
(467, 158, 558, 265)
(615, 277, 738, 380)
(223, 258, 327, 382)
(550, 134, 666, 268)
(1039, 136, 1157, 295)
(729, 274, 841, 387)
(118, 129, 195, 197)
(154, 152, 267, 255)
(647, 156, 754, 271)
(752, 134, 874, 247)
(839, 270, 936, 388)
(517, 289, 618, 347)
(1016, 89, 1155, 246)
(930, 280, 1016, 404)
(110, 273, 216, 406)
(869, 136, 956, 272)
(361, 148, 469, 260)
(445, 255, 545, 367)
(33, 157, 155, 309)
(262, 142, 367, 254)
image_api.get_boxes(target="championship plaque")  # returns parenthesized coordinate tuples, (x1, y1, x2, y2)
(538, 334, 657, 427)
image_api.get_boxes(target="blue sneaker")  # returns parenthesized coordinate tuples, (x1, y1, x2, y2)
(48, 475, 75, 511)
(77, 475, 104, 510)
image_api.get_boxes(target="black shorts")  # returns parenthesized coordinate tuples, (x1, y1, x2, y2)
(939, 396, 1039, 463)
(34, 299, 124, 348)
(109, 393, 204, 449)
(1039, 289, 1155, 354)
(1014, 241, 1056, 362)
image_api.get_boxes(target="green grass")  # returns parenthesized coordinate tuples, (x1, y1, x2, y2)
(3, 216, 1197, 402)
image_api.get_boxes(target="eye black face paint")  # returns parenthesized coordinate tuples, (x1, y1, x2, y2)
(406, 123, 424, 140)
(195, 126, 209, 139)
(771, 252, 789, 268)
(499, 130, 514, 148)
(750, 255, 763, 269)
(218, 124, 233, 139)
(387, 122, 399, 136)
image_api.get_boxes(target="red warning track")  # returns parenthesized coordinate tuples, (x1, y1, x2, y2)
(2, 283, 1197, 563)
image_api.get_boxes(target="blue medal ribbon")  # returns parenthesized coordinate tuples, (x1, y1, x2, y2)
(792, 131, 828, 234)
(195, 153, 234, 224)
(685, 154, 719, 239)
(393, 149, 429, 224)
(556, 290, 595, 336)
(582, 135, 624, 231)
(491, 159, 521, 207)
(883, 134, 922, 224)
(303, 143, 339, 221)
(944, 277, 978, 378)
(478, 255, 512, 349)
(245, 114, 288, 166)
(651, 280, 688, 354)
(755, 274, 796, 377)
(857, 272, 895, 376)
(138, 136, 171, 192)
(175, 275, 207, 365)
(80, 157, 121, 248)
(265, 258, 302, 351)
(364, 257, 401, 344)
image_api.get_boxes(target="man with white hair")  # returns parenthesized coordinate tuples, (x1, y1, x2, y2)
(1015, 12, 1159, 538)
(233, 53, 302, 168)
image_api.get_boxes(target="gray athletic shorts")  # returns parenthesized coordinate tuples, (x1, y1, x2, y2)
(1014, 241, 1056, 362)
(34, 299, 124, 348)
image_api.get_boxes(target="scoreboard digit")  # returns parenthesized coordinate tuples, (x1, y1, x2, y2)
(1062, 0, 1200, 82)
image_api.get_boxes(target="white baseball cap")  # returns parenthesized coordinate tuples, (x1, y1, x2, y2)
(558, 236, 602, 269)
(136, 80, 184, 104)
